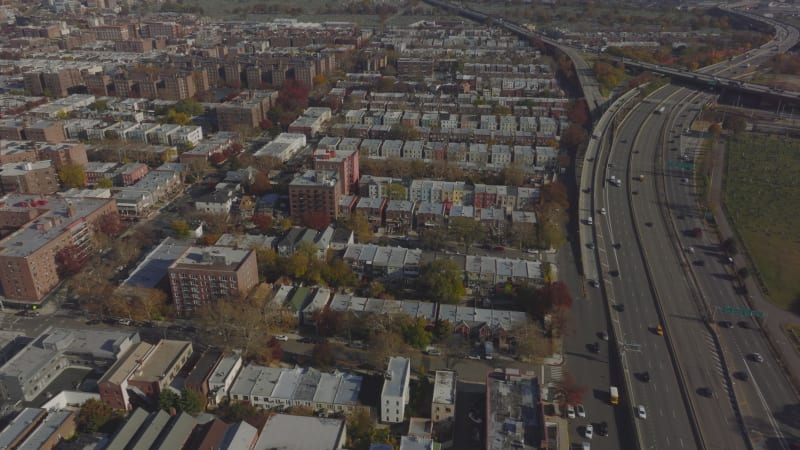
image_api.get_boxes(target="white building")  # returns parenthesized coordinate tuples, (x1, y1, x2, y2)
(208, 353, 243, 406)
(381, 356, 411, 423)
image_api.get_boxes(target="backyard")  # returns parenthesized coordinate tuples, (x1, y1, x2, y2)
(724, 134, 800, 310)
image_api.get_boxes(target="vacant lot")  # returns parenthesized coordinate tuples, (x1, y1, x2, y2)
(724, 134, 800, 309)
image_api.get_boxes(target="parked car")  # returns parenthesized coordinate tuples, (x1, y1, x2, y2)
(585, 424, 594, 439)
(118, 318, 132, 326)
(566, 405, 576, 419)
(274, 335, 289, 342)
(466, 354, 481, 360)
(637, 405, 647, 419)
(577, 404, 586, 418)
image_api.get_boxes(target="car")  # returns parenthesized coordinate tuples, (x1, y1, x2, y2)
(734, 371, 750, 381)
(682, 178, 689, 184)
(298, 337, 312, 343)
(585, 424, 594, 439)
(597, 421, 609, 436)
(348, 340, 365, 348)
(698, 387, 713, 397)
(656, 325, 664, 336)
(425, 347, 442, 356)
(694, 260, 706, 267)
(589, 279, 599, 288)
(577, 404, 586, 418)
(493, 246, 506, 252)
(637, 405, 647, 419)
(588, 342, 600, 353)
(640, 371, 651, 382)
(182, 325, 197, 333)
(118, 318, 132, 326)
(274, 335, 289, 342)
(587, 216, 594, 225)
(738, 321, 751, 329)
(599, 331, 609, 341)
(751, 353, 764, 363)
(587, 243, 595, 250)
(566, 405, 576, 419)
(719, 321, 734, 329)
(466, 354, 481, 360)
(599, 207, 607, 215)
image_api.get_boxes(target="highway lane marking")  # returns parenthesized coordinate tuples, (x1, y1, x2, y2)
(744, 360, 789, 450)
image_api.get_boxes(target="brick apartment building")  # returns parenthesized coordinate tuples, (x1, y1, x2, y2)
(23, 120, 66, 143)
(99, 339, 193, 410)
(312, 148, 359, 195)
(0, 161, 59, 194)
(161, 72, 196, 100)
(215, 90, 277, 131)
(288, 170, 341, 223)
(168, 246, 259, 317)
(0, 195, 119, 304)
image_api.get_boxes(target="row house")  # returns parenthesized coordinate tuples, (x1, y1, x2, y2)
(384, 200, 415, 234)
(479, 207, 507, 235)
(415, 201, 446, 228)
(342, 244, 422, 280)
(228, 365, 365, 415)
(354, 197, 386, 229)
(113, 166, 182, 217)
(439, 305, 527, 340)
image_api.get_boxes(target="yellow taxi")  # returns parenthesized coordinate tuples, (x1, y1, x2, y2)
(656, 325, 664, 336)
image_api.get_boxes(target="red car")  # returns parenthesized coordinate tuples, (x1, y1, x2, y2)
(494, 246, 506, 252)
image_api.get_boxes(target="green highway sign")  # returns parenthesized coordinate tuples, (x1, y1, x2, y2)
(720, 306, 765, 318)
(667, 161, 694, 169)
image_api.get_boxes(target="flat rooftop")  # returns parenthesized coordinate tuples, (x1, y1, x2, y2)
(170, 246, 252, 270)
(0, 194, 114, 258)
(433, 371, 456, 405)
(123, 237, 192, 289)
(130, 340, 192, 384)
(382, 357, 410, 399)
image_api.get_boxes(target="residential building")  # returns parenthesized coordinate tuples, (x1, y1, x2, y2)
(486, 369, 543, 450)
(0, 161, 58, 195)
(0, 195, 118, 304)
(253, 133, 307, 162)
(288, 170, 341, 222)
(185, 350, 224, 403)
(229, 365, 365, 414)
(194, 189, 234, 216)
(432, 371, 456, 424)
(216, 90, 276, 131)
(355, 197, 386, 229)
(0, 408, 47, 450)
(313, 148, 360, 195)
(168, 246, 259, 316)
(4, 409, 75, 450)
(98, 339, 193, 410)
(22, 120, 66, 143)
(328, 294, 437, 323)
(384, 200, 415, 234)
(117, 162, 149, 186)
(208, 353, 243, 406)
(342, 244, 422, 280)
(0, 327, 138, 404)
(255, 414, 347, 450)
(381, 357, 411, 423)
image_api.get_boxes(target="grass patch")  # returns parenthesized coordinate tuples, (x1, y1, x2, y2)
(724, 134, 800, 309)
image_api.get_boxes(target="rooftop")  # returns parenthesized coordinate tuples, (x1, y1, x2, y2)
(18, 410, 74, 450)
(432, 371, 456, 405)
(487, 369, 541, 450)
(382, 357, 410, 399)
(123, 237, 192, 289)
(130, 340, 192, 384)
(170, 246, 252, 270)
(0, 194, 114, 258)
(255, 414, 345, 450)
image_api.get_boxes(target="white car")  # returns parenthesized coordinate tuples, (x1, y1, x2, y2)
(637, 405, 647, 419)
(274, 335, 289, 341)
(118, 318, 132, 326)
(600, 207, 607, 215)
(466, 354, 481, 360)
(577, 404, 586, 418)
(566, 405, 576, 419)
(585, 424, 594, 439)
(587, 216, 594, 225)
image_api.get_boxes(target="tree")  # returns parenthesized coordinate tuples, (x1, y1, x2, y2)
(55, 244, 87, 276)
(159, 389, 180, 411)
(97, 178, 114, 189)
(172, 220, 191, 238)
(76, 399, 119, 433)
(58, 163, 87, 188)
(311, 341, 336, 369)
(344, 212, 373, 242)
(321, 258, 357, 288)
(722, 115, 747, 134)
(95, 212, 124, 237)
(252, 213, 273, 234)
(553, 372, 588, 407)
(559, 124, 588, 154)
(174, 98, 204, 116)
(301, 210, 331, 231)
(399, 316, 433, 349)
(247, 171, 271, 196)
(386, 183, 407, 201)
(449, 217, 486, 253)
(419, 259, 465, 304)
(179, 388, 205, 414)
(313, 308, 341, 337)
(708, 122, 722, 135)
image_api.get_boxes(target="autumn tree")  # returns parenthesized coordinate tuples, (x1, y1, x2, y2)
(419, 259, 465, 304)
(311, 341, 336, 370)
(252, 213, 273, 234)
(159, 390, 180, 411)
(55, 244, 88, 276)
(172, 220, 191, 238)
(95, 212, 125, 237)
(76, 399, 120, 433)
(58, 163, 87, 188)
(398, 316, 433, 349)
(301, 210, 331, 231)
(179, 388, 206, 415)
(97, 178, 114, 189)
(560, 124, 588, 154)
(449, 217, 486, 253)
(553, 372, 589, 407)
(246, 171, 271, 196)
(342, 211, 373, 242)
(722, 115, 747, 134)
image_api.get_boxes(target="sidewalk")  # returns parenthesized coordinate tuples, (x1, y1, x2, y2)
(708, 138, 800, 393)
